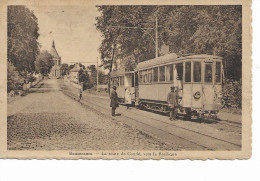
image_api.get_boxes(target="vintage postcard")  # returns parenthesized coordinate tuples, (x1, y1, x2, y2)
(0, 0, 252, 159)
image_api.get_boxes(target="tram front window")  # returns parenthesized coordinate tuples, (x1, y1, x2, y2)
(216, 62, 221, 83)
(205, 63, 213, 83)
(193, 62, 201, 82)
(185, 62, 191, 82)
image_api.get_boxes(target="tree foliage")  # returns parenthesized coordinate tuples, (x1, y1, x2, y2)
(35, 50, 54, 75)
(96, 5, 242, 80)
(7, 62, 24, 92)
(8, 6, 40, 73)
(61, 63, 70, 75)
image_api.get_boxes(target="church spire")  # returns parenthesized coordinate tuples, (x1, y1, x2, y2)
(52, 40, 55, 48)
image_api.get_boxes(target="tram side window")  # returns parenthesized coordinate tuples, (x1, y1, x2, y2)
(216, 62, 221, 83)
(147, 69, 152, 83)
(153, 67, 158, 82)
(185, 62, 191, 82)
(193, 62, 201, 82)
(139, 71, 143, 84)
(120, 76, 124, 86)
(143, 70, 147, 83)
(176, 63, 183, 80)
(205, 64, 213, 83)
(166, 64, 173, 81)
(159, 66, 165, 82)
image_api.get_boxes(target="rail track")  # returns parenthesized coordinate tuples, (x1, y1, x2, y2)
(61, 86, 241, 151)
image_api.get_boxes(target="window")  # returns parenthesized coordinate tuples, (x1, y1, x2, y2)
(205, 63, 213, 83)
(193, 62, 201, 82)
(120, 76, 124, 86)
(143, 70, 147, 83)
(114, 77, 119, 86)
(176, 63, 183, 80)
(185, 62, 191, 82)
(131, 75, 135, 87)
(139, 71, 143, 83)
(147, 69, 153, 83)
(166, 64, 173, 81)
(153, 67, 158, 82)
(159, 66, 165, 82)
(216, 62, 221, 83)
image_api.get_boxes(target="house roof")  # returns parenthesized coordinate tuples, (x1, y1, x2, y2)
(135, 53, 222, 71)
(70, 63, 82, 72)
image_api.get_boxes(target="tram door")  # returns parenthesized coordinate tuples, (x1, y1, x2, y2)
(203, 62, 215, 111)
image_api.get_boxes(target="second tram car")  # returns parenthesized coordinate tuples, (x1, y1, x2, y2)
(110, 69, 136, 105)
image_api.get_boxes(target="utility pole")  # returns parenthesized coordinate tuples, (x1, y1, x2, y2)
(96, 57, 99, 95)
(155, 15, 158, 58)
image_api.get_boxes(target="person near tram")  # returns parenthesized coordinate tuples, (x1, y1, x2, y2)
(167, 86, 178, 121)
(110, 86, 119, 116)
(124, 87, 132, 109)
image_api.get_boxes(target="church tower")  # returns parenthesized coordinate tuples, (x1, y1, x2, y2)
(50, 40, 62, 77)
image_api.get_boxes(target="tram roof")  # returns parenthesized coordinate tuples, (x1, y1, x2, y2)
(135, 53, 222, 71)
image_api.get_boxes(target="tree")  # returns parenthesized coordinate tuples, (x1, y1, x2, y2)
(8, 6, 40, 73)
(61, 63, 70, 75)
(78, 69, 91, 89)
(35, 50, 54, 75)
(96, 5, 242, 80)
(7, 62, 24, 92)
(87, 65, 97, 86)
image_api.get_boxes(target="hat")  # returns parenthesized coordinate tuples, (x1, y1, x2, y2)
(170, 86, 175, 89)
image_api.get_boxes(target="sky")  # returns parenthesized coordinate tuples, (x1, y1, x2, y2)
(30, 5, 102, 66)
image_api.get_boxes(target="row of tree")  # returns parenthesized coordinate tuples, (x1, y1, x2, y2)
(8, 6, 58, 92)
(8, 6, 41, 92)
(96, 5, 242, 81)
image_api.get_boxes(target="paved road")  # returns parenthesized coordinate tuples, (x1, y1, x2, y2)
(7, 79, 175, 150)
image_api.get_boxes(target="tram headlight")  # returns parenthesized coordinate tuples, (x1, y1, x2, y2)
(194, 91, 201, 100)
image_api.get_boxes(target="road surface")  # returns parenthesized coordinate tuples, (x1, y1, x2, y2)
(7, 79, 175, 150)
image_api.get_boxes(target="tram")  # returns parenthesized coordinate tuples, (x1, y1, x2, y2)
(110, 53, 223, 119)
(110, 69, 136, 105)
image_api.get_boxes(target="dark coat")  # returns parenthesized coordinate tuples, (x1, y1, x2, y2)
(167, 91, 178, 108)
(110, 89, 119, 108)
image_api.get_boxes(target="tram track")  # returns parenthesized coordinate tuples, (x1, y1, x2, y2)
(61, 87, 241, 151)
(85, 95, 241, 149)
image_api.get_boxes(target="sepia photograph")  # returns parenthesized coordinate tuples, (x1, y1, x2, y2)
(0, 0, 252, 159)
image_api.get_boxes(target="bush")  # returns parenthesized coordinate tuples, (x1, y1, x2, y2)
(222, 79, 242, 109)
(7, 62, 24, 92)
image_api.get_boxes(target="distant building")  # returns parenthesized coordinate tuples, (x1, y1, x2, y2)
(50, 40, 62, 77)
(69, 63, 82, 83)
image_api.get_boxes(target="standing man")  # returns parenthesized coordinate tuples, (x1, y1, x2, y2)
(110, 86, 119, 116)
(78, 86, 83, 102)
(167, 86, 178, 121)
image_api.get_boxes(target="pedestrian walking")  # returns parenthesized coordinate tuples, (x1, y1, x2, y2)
(167, 86, 178, 121)
(79, 87, 82, 102)
(124, 87, 132, 109)
(110, 86, 119, 116)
